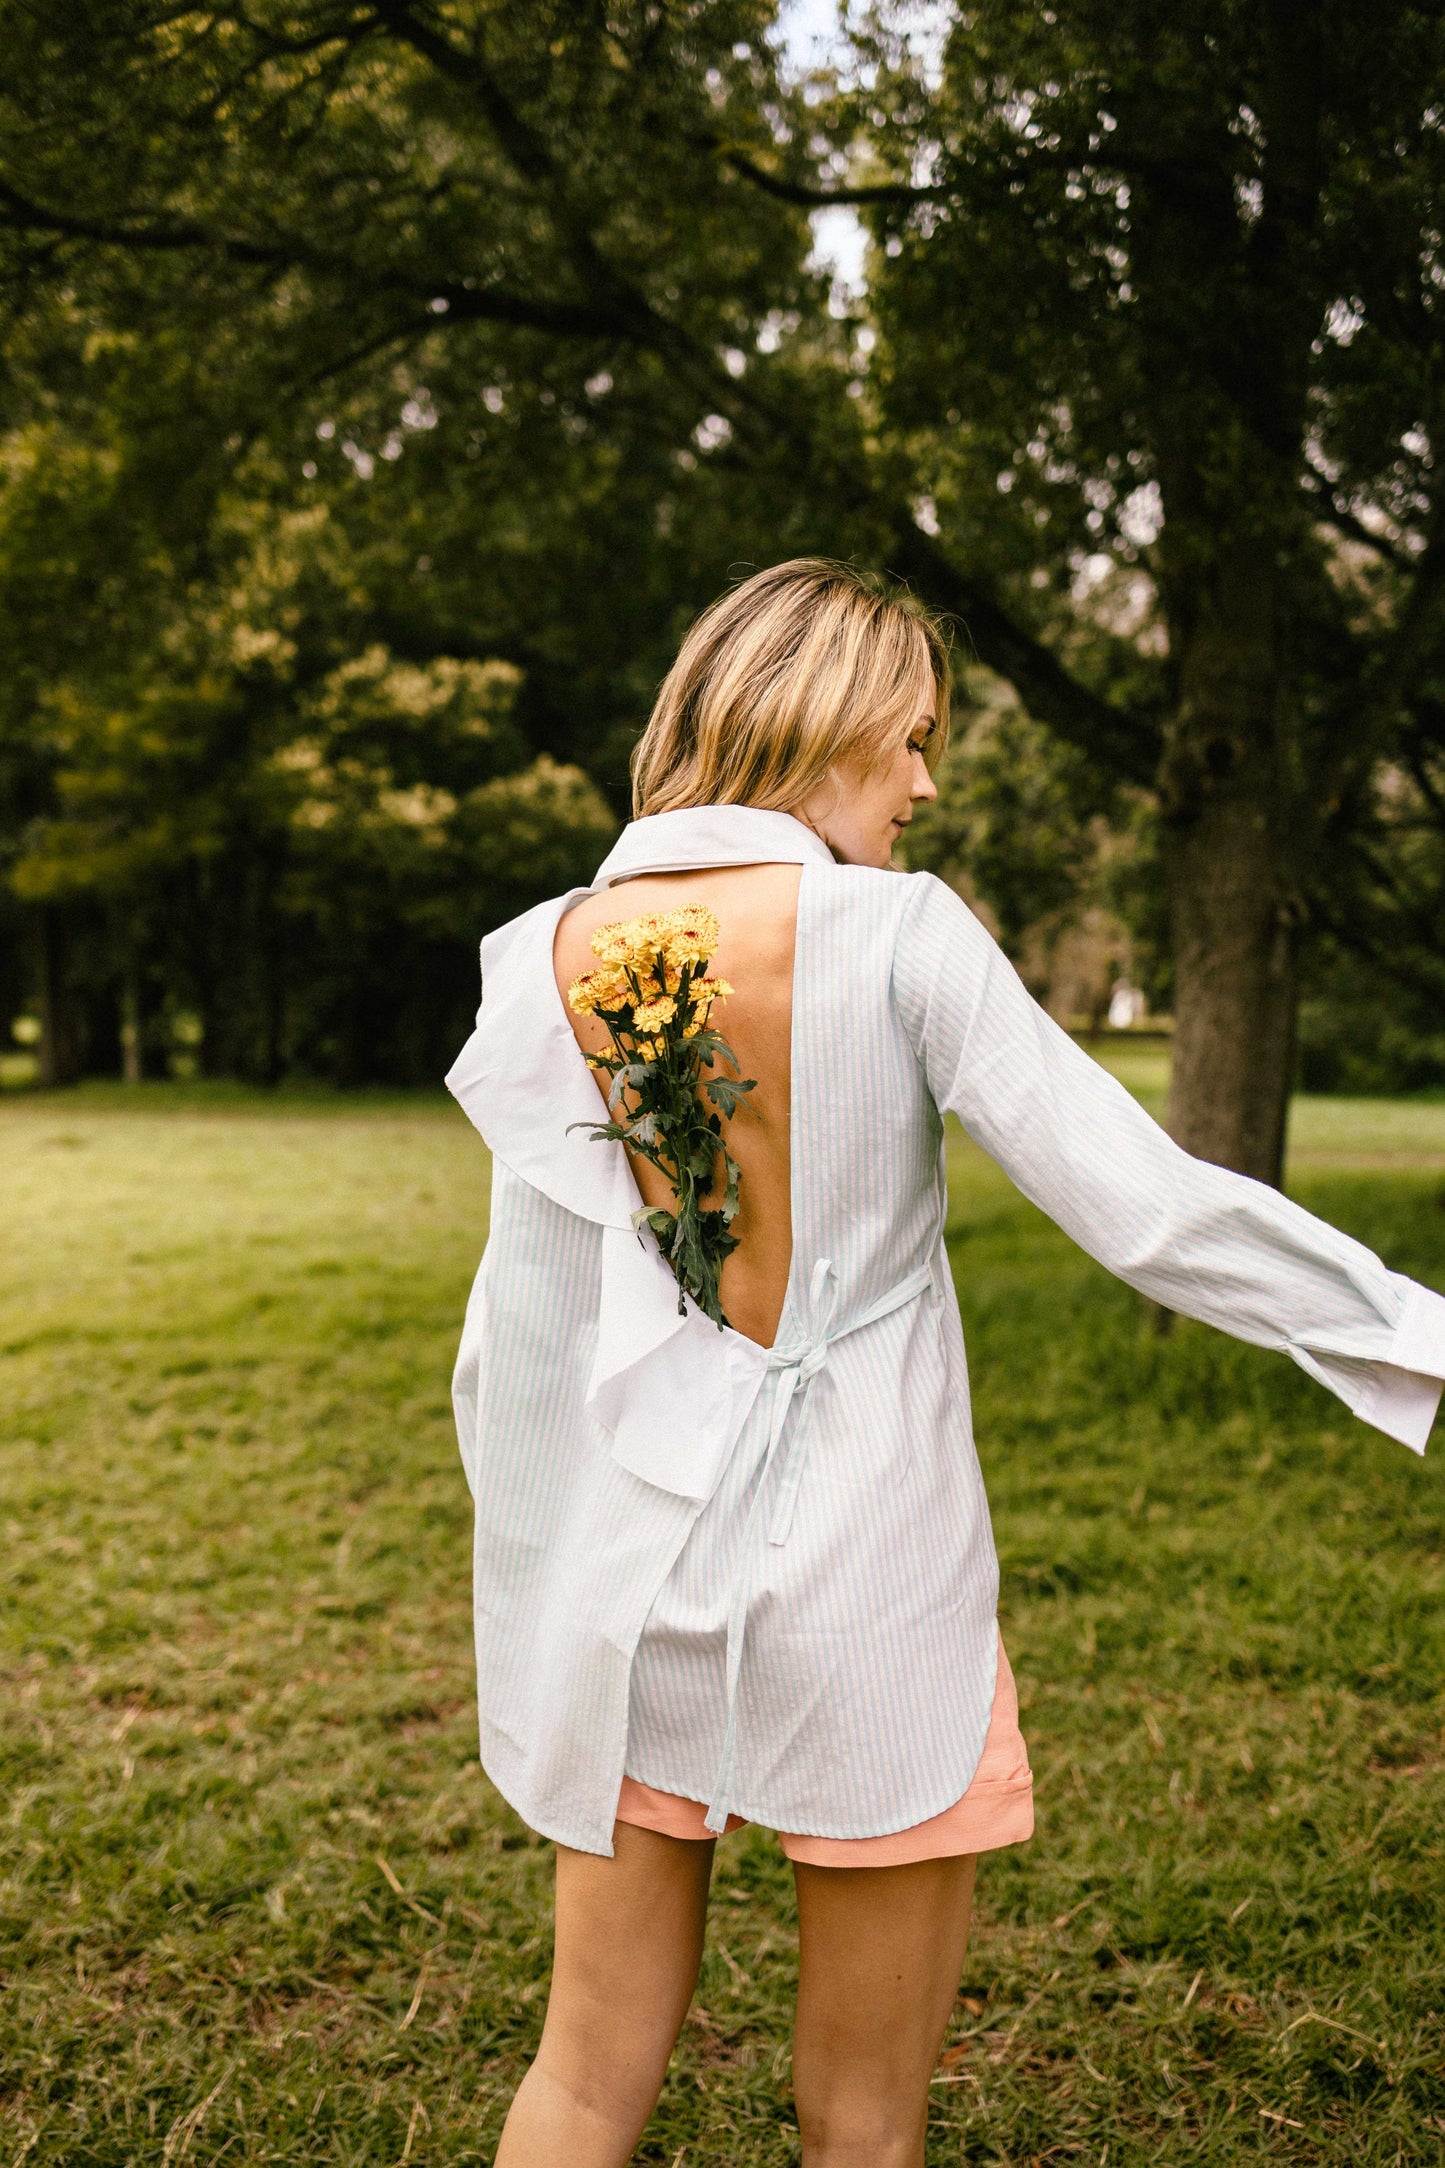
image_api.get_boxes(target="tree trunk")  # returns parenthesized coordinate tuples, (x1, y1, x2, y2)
(32, 904, 82, 1087)
(1164, 787, 1301, 1185)
(1160, 543, 1303, 1187)
(120, 954, 144, 1083)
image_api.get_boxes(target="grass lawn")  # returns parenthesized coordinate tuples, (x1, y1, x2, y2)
(2, 1077, 1443, 2165)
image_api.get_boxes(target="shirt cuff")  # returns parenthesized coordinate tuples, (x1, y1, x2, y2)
(1388, 1276, 1445, 1377)
(1355, 1280, 1445, 1455)
(1356, 1366, 1442, 1455)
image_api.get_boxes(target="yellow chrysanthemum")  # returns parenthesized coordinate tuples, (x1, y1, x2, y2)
(589, 905, 720, 975)
(632, 996, 676, 1034)
(682, 976, 732, 1035)
(658, 905, 719, 966)
(567, 967, 630, 1015)
(589, 918, 645, 967)
(589, 912, 668, 969)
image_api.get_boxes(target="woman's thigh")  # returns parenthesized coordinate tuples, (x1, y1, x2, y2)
(498, 1819, 714, 2161)
(791, 1853, 978, 2165)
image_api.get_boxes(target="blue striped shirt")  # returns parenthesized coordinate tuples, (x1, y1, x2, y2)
(446, 806, 1443, 1855)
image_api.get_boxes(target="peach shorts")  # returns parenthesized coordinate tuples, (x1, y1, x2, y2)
(615, 1634, 1033, 1866)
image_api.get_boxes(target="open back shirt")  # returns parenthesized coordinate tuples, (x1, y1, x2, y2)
(445, 804, 1445, 1856)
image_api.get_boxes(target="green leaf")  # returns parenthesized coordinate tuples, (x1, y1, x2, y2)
(704, 1076, 754, 1116)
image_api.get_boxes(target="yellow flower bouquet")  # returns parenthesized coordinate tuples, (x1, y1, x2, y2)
(568, 904, 755, 1327)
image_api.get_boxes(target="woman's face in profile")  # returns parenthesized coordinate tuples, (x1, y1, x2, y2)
(796, 710, 939, 868)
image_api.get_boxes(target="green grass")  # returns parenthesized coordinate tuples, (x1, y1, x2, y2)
(1083, 1040, 1445, 1172)
(2, 1082, 1443, 2165)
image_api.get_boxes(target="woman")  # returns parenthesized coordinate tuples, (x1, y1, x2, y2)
(446, 560, 1443, 2168)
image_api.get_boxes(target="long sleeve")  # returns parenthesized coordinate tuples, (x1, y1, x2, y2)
(893, 874, 1445, 1453)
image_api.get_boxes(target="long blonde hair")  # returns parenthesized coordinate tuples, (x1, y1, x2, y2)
(631, 559, 951, 818)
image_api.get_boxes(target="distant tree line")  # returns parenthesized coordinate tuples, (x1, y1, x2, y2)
(2, 3, 1445, 1144)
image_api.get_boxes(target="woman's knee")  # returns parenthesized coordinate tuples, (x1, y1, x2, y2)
(535, 1964, 687, 2103)
(495, 2049, 659, 2168)
(527, 2038, 665, 2134)
(794, 2085, 927, 2168)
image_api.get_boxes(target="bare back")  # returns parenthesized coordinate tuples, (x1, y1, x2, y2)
(552, 861, 800, 1348)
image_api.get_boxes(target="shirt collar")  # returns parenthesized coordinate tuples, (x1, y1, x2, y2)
(593, 804, 836, 887)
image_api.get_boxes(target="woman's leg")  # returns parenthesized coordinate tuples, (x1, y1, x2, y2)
(791, 1853, 978, 2168)
(494, 1820, 715, 2168)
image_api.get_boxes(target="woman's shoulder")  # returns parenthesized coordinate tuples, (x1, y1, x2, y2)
(805, 859, 972, 934)
(802, 866, 998, 1035)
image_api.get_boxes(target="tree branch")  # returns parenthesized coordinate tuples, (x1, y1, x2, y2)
(0, 15, 1161, 799)
(368, 2, 555, 186)
(395, 282, 626, 337)
(0, 174, 627, 337)
(887, 518, 1163, 786)
(0, 174, 280, 263)
(1298, 471, 1412, 568)
(716, 138, 1228, 212)
(288, 311, 449, 395)
(1404, 739, 1445, 828)
(1314, 848, 1445, 1022)
(1362, 483, 1445, 729)
(220, 6, 380, 62)
(718, 146, 944, 208)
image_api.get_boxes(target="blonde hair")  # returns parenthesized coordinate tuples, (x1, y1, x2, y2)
(631, 559, 951, 817)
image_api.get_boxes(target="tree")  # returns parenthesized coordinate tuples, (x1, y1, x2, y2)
(760, 0, 1445, 1179)
(0, 454, 622, 1084)
(2, 3, 1444, 1165)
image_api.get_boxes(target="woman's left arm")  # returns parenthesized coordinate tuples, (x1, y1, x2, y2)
(893, 873, 1445, 1452)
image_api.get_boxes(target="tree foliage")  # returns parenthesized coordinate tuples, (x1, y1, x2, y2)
(0, 2, 1444, 1124)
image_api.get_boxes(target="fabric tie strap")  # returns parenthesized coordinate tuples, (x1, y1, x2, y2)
(763, 1257, 935, 1547)
(703, 1254, 934, 1833)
